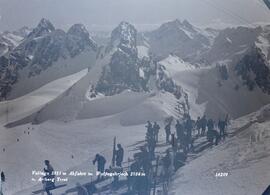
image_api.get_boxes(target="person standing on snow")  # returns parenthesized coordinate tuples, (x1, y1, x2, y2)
(165, 122, 171, 144)
(43, 160, 55, 195)
(93, 154, 106, 180)
(218, 119, 226, 140)
(115, 144, 124, 167)
(145, 121, 153, 135)
(200, 115, 207, 136)
(153, 122, 160, 143)
(175, 120, 184, 141)
(0, 171, 5, 195)
(185, 116, 193, 151)
(195, 116, 202, 136)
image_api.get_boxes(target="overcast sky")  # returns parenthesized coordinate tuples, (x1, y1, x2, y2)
(0, 0, 270, 31)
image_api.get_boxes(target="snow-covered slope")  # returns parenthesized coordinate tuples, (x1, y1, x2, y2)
(0, 69, 87, 126)
(148, 52, 270, 120)
(1, 114, 150, 194)
(171, 66, 270, 120)
(159, 55, 196, 73)
(170, 105, 270, 195)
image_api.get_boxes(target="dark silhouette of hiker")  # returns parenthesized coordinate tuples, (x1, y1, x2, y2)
(145, 121, 153, 135)
(171, 133, 177, 153)
(201, 115, 207, 136)
(207, 119, 214, 132)
(1, 171, 5, 195)
(218, 119, 226, 140)
(195, 117, 201, 136)
(165, 122, 171, 144)
(116, 144, 124, 167)
(145, 121, 154, 144)
(185, 116, 193, 152)
(43, 160, 55, 195)
(145, 122, 156, 159)
(153, 122, 160, 142)
(93, 154, 106, 180)
(0, 172, 4, 183)
(175, 120, 184, 142)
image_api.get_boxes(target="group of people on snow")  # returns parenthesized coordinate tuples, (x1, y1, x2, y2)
(31, 113, 229, 195)
(162, 114, 229, 154)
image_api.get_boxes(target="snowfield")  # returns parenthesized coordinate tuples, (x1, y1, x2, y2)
(8, 118, 149, 195)
(137, 45, 149, 59)
(0, 69, 88, 125)
(159, 55, 195, 73)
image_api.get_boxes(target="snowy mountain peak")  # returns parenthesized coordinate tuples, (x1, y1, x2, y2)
(171, 19, 181, 25)
(110, 21, 137, 51)
(37, 18, 55, 31)
(67, 23, 98, 51)
(0, 19, 98, 99)
(182, 19, 196, 31)
(68, 24, 89, 39)
(147, 19, 211, 61)
(27, 18, 55, 39)
(161, 19, 196, 33)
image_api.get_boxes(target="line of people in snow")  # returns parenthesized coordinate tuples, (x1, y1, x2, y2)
(91, 115, 229, 194)
(162, 114, 229, 154)
(41, 114, 228, 195)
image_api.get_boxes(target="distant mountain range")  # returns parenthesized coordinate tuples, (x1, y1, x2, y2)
(0, 18, 270, 121)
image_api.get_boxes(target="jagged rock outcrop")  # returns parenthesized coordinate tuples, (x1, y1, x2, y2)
(0, 31, 23, 57)
(0, 18, 97, 99)
(235, 46, 270, 93)
(96, 22, 143, 95)
(95, 21, 189, 104)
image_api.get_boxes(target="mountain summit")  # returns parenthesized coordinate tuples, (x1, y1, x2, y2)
(27, 18, 55, 39)
(0, 19, 97, 99)
(96, 22, 141, 95)
(146, 19, 211, 61)
(110, 21, 138, 55)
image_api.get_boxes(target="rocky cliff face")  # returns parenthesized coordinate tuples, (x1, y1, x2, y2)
(95, 22, 143, 95)
(0, 18, 97, 99)
(201, 25, 270, 94)
(95, 21, 189, 104)
(0, 31, 24, 57)
(235, 46, 270, 93)
(202, 26, 262, 65)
